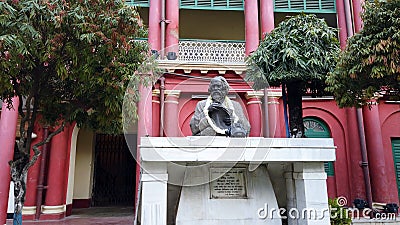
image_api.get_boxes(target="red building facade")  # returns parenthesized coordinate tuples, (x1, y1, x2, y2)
(1, 0, 399, 223)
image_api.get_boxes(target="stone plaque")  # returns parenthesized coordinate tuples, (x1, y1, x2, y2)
(210, 167, 247, 199)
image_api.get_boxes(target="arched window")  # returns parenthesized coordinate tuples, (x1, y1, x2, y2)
(304, 117, 330, 138)
(304, 117, 334, 176)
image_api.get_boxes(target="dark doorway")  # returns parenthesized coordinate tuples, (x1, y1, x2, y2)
(92, 134, 136, 206)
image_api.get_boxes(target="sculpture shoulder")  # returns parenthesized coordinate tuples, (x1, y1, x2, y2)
(195, 100, 207, 108)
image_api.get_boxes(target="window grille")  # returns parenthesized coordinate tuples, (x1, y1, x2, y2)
(274, 0, 336, 13)
(180, 0, 244, 11)
(126, 0, 149, 7)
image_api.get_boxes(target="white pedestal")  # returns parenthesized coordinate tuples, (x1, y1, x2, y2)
(139, 137, 335, 225)
(175, 164, 281, 225)
(141, 173, 168, 225)
(293, 162, 330, 225)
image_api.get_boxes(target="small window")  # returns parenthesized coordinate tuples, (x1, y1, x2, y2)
(274, 0, 336, 13)
(180, 0, 244, 10)
(126, 0, 149, 7)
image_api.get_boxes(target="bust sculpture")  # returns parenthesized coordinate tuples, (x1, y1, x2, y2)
(189, 76, 250, 137)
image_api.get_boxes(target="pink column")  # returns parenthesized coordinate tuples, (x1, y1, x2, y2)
(267, 89, 282, 138)
(165, 0, 179, 56)
(24, 124, 44, 220)
(362, 103, 389, 203)
(336, 0, 348, 49)
(246, 91, 263, 137)
(163, 90, 181, 137)
(0, 98, 19, 225)
(352, 0, 364, 32)
(346, 108, 367, 201)
(245, 0, 259, 55)
(260, 0, 274, 38)
(148, 0, 161, 51)
(138, 85, 153, 138)
(135, 85, 153, 210)
(42, 125, 70, 220)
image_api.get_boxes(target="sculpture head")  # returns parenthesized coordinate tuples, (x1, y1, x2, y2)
(208, 76, 229, 103)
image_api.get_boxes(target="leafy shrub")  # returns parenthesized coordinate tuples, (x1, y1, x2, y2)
(329, 198, 352, 225)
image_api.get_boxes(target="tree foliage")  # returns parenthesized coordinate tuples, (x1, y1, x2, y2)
(246, 14, 339, 91)
(246, 14, 340, 135)
(326, 0, 400, 107)
(0, 0, 153, 220)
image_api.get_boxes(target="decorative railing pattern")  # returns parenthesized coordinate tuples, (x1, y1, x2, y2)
(178, 39, 245, 63)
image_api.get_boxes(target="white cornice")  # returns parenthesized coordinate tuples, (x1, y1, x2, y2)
(157, 60, 247, 75)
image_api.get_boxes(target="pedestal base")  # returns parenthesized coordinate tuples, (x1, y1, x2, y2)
(139, 137, 336, 225)
(176, 164, 281, 225)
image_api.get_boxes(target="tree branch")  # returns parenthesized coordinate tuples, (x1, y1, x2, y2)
(24, 69, 41, 155)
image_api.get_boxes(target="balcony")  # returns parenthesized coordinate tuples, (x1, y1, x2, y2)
(177, 39, 245, 63)
(158, 39, 247, 74)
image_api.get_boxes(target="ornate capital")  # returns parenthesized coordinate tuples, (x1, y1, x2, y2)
(164, 90, 181, 104)
(267, 89, 282, 98)
(152, 89, 160, 104)
(245, 91, 264, 99)
(245, 91, 263, 105)
(152, 89, 160, 97)
(164, 90, 181, 98)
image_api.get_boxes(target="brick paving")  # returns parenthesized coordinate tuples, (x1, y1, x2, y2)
(6, 207, 135, 225)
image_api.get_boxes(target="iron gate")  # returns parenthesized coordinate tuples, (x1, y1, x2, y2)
(92, 134, 136, 206)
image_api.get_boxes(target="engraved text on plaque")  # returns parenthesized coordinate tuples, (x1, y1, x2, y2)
(210, 167, 247, 199)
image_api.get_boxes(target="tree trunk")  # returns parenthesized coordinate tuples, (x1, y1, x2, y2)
(11, 160, 27, 225)
(13, 212, 22, 225)
(286, 81, 305, 137)
(10, 120, 65, 225)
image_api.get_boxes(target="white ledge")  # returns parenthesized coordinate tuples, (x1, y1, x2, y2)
(140, 137, 336, 162)
(157, 60, 247, 74)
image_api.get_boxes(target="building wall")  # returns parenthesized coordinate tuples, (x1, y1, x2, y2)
(180, 9, 245, 40)
(3, 1, 398, 222)
(291, 99, 399, 204)
(303, 99, 357, 202)
(72, 129, 95, 204)
(379, 103, 400, 202)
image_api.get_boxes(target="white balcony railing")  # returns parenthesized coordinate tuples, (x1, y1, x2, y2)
(178, 39, 246, 63)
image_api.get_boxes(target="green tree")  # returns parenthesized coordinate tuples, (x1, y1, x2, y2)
(326, 0, 400, 107)
(246, 14, 340, 136)
(329, 198, 352, 225)
(0, 0, 153, 223)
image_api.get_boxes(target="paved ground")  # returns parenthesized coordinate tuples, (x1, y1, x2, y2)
(6, 207, 135, 225)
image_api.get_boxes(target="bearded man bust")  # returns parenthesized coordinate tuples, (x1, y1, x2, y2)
(189, 76, 250, 137)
